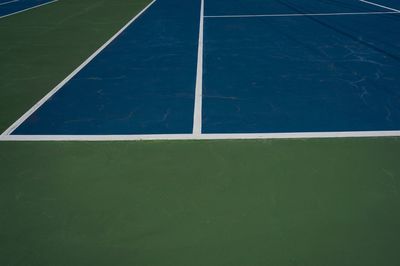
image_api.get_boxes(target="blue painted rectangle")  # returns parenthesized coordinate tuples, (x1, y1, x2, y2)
(13, 0, 200, 135)
(203, 13, 400, 133)
(205, 0, 389, 16)
(0, 0, 53, 18)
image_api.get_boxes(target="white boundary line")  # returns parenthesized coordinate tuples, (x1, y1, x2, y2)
(0, 0, 58, 19)
(0, 0, 18, 7)
(192, 0, 204, 136)
(205, 11, 400, 18)
(1, 0, 157, 136)
(359, 0, 400, 12)
(0, 131, 400, 141)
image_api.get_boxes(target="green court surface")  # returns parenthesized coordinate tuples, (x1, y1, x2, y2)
(1, 140, 400, 265)
(1, 0, 400, 265)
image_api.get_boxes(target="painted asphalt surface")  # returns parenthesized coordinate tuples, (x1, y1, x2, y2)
(8, 0, 400, 135)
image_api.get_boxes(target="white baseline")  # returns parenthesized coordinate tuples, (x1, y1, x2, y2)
(0, 131, 400, 141)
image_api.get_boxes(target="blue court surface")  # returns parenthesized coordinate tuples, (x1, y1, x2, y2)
(0, 0, 56, 18)
(3, 0, 400, 139)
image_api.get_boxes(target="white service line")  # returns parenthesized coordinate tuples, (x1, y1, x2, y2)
(0, 0, 58, 19)
(205, 11, 400, 18)
(192, 0, 204, 136)
(359, 0, 400, 12)
(0, 0, 18, 7)
(1, 130, 400, 141)
(1, 0, 157, 135)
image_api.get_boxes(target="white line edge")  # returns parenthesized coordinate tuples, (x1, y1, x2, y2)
(1, 0, 157, 135)
(0, 0, 58, 19)
(0, 0, 18, 7)
(205, 11, 400, 18)
(1, 131, 400, 141)
(359, 0, 400, 12)
(192, 0, 204, 136)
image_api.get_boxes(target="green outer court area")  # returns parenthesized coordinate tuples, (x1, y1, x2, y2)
(0, 0, 400, 265)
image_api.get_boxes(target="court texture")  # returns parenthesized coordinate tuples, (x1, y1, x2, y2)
(0, 0, 400, 265)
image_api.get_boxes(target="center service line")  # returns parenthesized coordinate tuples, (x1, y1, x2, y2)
(192, 0, 204, 136)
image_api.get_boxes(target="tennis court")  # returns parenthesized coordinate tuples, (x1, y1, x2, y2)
(1, 0, 399, 140)
(0, 0, 400, 265)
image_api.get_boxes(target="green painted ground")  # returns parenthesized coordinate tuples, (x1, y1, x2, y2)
(1, 1, 400, 265)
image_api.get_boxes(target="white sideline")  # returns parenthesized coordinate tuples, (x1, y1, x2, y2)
(0, 0, 18, 7)
(0, 0, 58, 19)
(205, 11, 400, 18)
(1, 0, 157, 135)
(359, 0, 400, 12)
(192, 0, 204, 136)
(0, 131, 400, 141)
